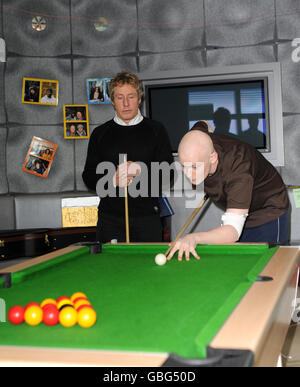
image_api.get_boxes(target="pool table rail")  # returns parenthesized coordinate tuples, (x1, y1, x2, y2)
(210, 246, 300, 366)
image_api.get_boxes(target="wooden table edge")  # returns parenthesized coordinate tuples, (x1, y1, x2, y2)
(0, 346, 168, 367)
(0, 246, 83, 274)
(210, 246, 300, 366)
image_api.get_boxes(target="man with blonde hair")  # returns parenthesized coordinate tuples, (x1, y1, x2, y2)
(82, 71, 173, 243)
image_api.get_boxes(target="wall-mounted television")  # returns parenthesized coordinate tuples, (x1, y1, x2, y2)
(139, 63, 284, 166)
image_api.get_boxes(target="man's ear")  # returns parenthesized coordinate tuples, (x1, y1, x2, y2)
(210, 150, 218, 163)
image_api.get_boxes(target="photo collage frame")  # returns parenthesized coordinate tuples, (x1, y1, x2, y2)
(63, 105, 89, 139)
(22, 77, 59, 106)
(22, 136, 57, 178)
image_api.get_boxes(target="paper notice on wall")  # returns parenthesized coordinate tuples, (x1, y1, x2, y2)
(61, 197, 100, 228)
(293, 189, 300, 208)
(0, 39, 5, 62)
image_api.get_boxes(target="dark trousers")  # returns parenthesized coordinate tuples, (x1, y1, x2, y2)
(239, 211, 289, 244)
(96, 212, 163, 243)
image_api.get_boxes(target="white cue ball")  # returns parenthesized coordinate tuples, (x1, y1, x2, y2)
(155, 253, 167, 266)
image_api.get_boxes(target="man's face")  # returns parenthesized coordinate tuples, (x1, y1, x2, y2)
(180, 160, 206, 185)
(112, 83, 140, 124)
(179, 151, 212, 186)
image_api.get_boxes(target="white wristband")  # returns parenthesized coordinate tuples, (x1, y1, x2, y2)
(221, 212, 248, 239)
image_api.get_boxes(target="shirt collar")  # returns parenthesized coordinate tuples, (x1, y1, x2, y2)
(113, 109, 144, 126)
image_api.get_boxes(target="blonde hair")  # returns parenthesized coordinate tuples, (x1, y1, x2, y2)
(109, 71, 143, 102)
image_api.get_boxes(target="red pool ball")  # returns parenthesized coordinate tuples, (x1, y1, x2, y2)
(40, 298, 57, 309)
(76, 304, 94, 313)
(43, 304, 58, 312)
(56, 296, 70, 304)
(70, 292, 87, 303)
(43, 306, 59, 326)
(41, 303, 56, 311)
(24, 302, 40, 311)
(73, 297, 88, 304)
(8, 305, 25, 325)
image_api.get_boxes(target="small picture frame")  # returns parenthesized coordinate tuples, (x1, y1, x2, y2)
(22, 77, 59, 106)
(22, 136, 57, 178)
(63, 105, 89, 139)
(87, 78, 112, 104)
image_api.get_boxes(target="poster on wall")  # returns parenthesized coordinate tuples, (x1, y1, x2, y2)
(22, 136, 57, 178)
(63, 105, 89, 139)
(22, 77, 59, 106)
(61, 196, 100, 228)
(86, 78, 112, 104)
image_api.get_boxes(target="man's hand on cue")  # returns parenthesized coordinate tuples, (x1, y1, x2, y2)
(114, 161, 141, 187)
(127, 161, 141, 178)
(167, 234, 200, 261)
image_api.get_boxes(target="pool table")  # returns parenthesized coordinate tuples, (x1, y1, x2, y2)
(0, 243, 299, 367)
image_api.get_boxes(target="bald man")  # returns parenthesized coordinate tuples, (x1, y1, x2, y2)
(167, 120, 289, 261)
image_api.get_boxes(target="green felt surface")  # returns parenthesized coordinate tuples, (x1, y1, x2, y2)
(0, 244, 277, 359)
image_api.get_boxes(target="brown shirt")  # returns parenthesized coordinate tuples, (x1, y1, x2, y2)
(204, 133, 289, 228)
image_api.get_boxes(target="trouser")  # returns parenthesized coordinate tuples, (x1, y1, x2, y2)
(239, 211, 289, 244)
(96, 212, 163, 243)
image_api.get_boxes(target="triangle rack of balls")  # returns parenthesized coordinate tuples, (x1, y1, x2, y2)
(7, 292, 97, 328)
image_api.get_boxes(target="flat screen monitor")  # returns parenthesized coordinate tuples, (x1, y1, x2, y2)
(139, 63, 284, 166)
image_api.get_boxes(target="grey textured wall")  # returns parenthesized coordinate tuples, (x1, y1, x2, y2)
(0, 0, 299, 239)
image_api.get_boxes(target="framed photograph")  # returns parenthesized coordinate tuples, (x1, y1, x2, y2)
(63, 105, 89, 139)
(22, 77, 59, 106)
(87, 78, 112, 104)
(22, 136, 57, 178)
(65, 122, 88, 138)
(40, 80, 59, 105)
(22, 78, 40, 104)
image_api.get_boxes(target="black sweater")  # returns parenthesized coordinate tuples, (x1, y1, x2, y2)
(82, 118, 173, 217)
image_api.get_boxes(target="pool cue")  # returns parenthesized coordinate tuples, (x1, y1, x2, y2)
(165, 194, 209, 256)
(124, 155, 130, 243)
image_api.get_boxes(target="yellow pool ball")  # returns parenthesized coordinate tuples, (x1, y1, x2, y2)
(74, 299, 91, 310)
(77, 307, 97, 328)
(70, 292, 88, 303)
(24, 305, 43, 326)
(40, 298, 57, 308)
(57, 298, 74, 310)
(59, 306, 77, 327)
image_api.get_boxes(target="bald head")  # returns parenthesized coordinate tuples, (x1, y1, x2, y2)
(178, 130, 218, 184)
(179, 130, 214, 162)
